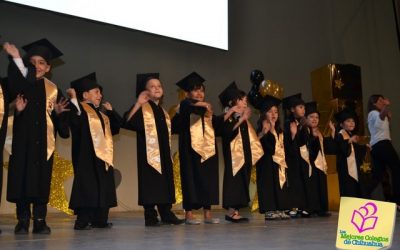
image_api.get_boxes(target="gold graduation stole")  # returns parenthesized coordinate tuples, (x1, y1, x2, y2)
(271, 131, 287, 189)
(299, 144, 312, 177)
(44, 78, 58, 160)
(230, 120, 263, 176)
(314, 133, 328, 175)
(0, 84, 4, 132)
(142, 102, 171, 174)
(340, 129, 358, 181)
(190, 114, 216, 163)
(81, 102, 114, 170)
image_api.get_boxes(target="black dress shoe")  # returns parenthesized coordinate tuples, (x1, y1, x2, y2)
(162, 217, 185, 225)
(145, 220, 162, 227)
(74, 222, 92, 230)
(225, 215, 248, 223)
(14, 219, 30, 234)
(91, 222, 113, 228)
(32, 220, 51, 234)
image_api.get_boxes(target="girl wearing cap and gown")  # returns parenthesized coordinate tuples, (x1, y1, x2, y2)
(0, 76, 10, 234)
(281, 93, 308, 217)
(172, 72, 222, 224)
(256, 95, 291, 220)
(3, 40, 69, 234)
(335, 109, 367, 198)
(64, 73, 122, 230)
(219, 82, 263, 222)
(300, 102, 336, 216)
(124, 73, 184, 226)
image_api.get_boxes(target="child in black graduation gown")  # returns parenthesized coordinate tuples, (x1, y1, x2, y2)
(124, 73, 184, 226)
(65, 73, 122, 230)
(301, 102, 335, 216)
(3, 40, 69, 234)
(335, 109, 367, 198)
(0, 76, 10, 234)
(281, 93, 308, 217)
(256, 95, 291, 220)
(219, 82, 263, 223)
(172, 72, 221, 224)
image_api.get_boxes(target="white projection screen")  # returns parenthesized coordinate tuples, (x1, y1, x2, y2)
(5, 0, 229, 50)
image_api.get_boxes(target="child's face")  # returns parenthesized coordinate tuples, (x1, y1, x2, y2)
(187, 87, 205, 102)
(235, 96, 248, 111)
(341, 118, 355, 132)
(83, 88, 102, 107)
(266, 106, 279, 124)
(146, 79, 163, 101)
(30, 55, 50, 79)
(306, 112, 319, 128)
(291, 104, 305, 118)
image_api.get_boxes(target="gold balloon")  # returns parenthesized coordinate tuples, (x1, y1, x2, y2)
(258, 79, 284, 99)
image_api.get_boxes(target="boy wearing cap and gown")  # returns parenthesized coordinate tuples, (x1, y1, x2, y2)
(256, 95, 292, 220)
(219, 82, 263, 222)
(301, 102, 336, 216)
(281, 93, 308, 217)
(172, 72, 221, 224)
(65, 73, 122, 230)
(0, 76, 10, 234)
(3, 40, 69, 234)
(335, 108, 367, 198)
(124, 73, 184, 226)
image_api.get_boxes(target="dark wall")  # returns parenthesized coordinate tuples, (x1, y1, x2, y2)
(0, 0, 399, 148)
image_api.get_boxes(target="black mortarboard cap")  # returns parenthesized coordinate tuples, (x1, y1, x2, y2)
(218, 81, 241, 107)
(305, 101, 319, 116)
(176, 72, 205, 92)
(334, 108, 357, 123)
(282, 93, 305, 110)
(259, 95, 282, 112)
(70, 72, 101, 100)
(22, 38, 63, 63)
(136, 73, 160, 97)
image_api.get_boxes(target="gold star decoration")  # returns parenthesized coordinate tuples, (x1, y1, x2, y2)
(334, 79, 344, 89)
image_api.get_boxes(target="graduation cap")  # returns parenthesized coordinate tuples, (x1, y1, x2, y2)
(259, 95, 282, 112)
(282, 93, 305, 110)
(136, 73, 160, 97)
(70, 72, 102, 100)
(176, 72, 205, 92)
(22, 38, 63, 64)
(334, 108, 357, 124)
(305, 101, 319, 116)
(218, 81, 242, 107)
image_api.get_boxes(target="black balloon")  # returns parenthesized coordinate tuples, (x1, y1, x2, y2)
(250, 70, 264, 87)
(247, 84, 263, 109)
(114, 169, 122, 188)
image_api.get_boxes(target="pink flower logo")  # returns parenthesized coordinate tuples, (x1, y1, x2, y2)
(351, 202, 378, 233)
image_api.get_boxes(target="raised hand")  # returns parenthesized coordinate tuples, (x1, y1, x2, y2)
(242, 107, 252, 120)
(15, 94, 27, 112)
(349, 135, 359, 144)
(102, 101, 113, 111)
(54, 97, 70, 114)
(137, 91, 150, 105)
(3, 42, 21, 58)
(328, 120, 336, 138)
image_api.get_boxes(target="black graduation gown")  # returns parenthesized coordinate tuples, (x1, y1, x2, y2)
(283, 118, 307, 209)
(256, 131, 291, 213)
(6, 59, 67, 204)
(302, 131, 336, 212)
(336, 132, 367, 198)
(221, 116, 252, 209)
(124, 101, 175, 206)
(171, 99, 221, 210)
(0, 77, 10, 203)
(66, 103, 122, 210)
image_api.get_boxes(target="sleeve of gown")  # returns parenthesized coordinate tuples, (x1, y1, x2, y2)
(106, 109, 123, 135)
(123, 108, 144, 132)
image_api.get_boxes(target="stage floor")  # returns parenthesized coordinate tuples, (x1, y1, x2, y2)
(0, 210, 399, 249)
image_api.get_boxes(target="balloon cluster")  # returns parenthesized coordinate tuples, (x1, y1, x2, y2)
(247, 70, 284, 109)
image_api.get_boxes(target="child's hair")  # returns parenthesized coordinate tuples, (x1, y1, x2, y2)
(187, 82, 205, 92)
(230, 90, 247, 107)
(367, 94, 383, 113)
(257, 106, 282, 134)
